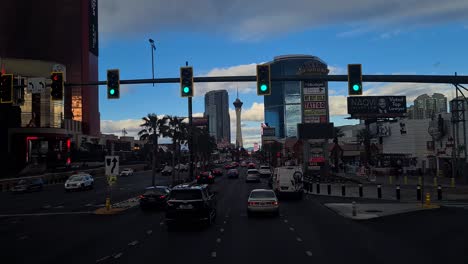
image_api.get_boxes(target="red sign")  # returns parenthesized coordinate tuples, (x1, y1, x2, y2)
(304, 101, 326, 109)
(309, 157, 325, 163)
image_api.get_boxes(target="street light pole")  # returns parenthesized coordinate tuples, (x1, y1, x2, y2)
(149, 39, 156, 87)
(187, 61, 194, 181)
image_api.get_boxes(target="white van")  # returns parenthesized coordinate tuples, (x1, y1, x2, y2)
(272, 166, 303, 199)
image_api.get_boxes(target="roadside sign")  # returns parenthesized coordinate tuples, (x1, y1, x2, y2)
(105, 156, 119, 176)
(27, 77, 46, 94)
(107, 175, 117, 186)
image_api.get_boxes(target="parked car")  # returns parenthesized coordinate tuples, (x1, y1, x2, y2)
(227, 169, 239, 179)
(64, 173, 94, 192)
(246, 169, 261, 183)
(161, 166, 173, 176)
(197, 171, 215, 184)
(139, 186, 171, 210)
(247, 189, 279, 217)
(120, 168, 134, 177)
(165, 184, 217, 229)
(11, 178, 44, 193)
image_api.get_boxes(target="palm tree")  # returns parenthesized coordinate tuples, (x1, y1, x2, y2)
(192, 126, 216, 171)
(161, 115, 186, 185)
(356, 128, 372, 165)
(138, 113, 166, 186)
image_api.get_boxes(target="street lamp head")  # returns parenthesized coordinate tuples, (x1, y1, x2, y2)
(148, 38, 154, 44)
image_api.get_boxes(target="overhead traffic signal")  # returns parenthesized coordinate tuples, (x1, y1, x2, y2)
(107, 69, 120, 99)
(51, 72, 64, 100)
(256, 64, 271, 96)
(0, 74, 13, 103)
(180, 67, 193, 97)
(348, 64, 362, 96)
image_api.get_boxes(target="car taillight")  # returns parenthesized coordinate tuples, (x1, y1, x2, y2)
(138, 195, 145, 199)
(159, 195, 166, 199)
(208, 176, 213, 179)
(272, 201, 278, 205)
(197, 176, 200, 179)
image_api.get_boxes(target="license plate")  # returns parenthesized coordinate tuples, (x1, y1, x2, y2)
(148, 198, 155, 202)
(179, 204, 193, 209)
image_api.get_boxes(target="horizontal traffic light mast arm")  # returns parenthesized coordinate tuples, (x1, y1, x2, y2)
(30, 74, 468, 88)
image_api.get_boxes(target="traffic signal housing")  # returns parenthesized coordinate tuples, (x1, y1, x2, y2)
(0, 74, 13, 103)
(107, 69, 120, 99)
(256, 64, 271, 96)
(51, 72, 64, 100)
(180, 67, 193, 97)
(348, 64, 363, 96)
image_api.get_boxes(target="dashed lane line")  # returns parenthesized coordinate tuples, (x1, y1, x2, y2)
(306, 251, 313, 257)
(146, 230, 153, 235)
(113, 253, 123, 259)
(128, 240, 139, 246)
(289, 227, 295, 231)
(211, 252, 217, 258)
(284, 219, 288, 223)
(95, 256, 111, 263)
(216, 238, 221, 243)
(296, 237, 302, 242)
(220, 228, 224, 233)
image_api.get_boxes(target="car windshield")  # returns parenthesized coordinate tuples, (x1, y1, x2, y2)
(247, 170, 259, 175)
(123, 169, 131, 171)
(170, 190, 202, 200)
(250, 191, 276, 199)
(228, 169, 237, 173)
(69, 176, 84, 181)
(260, 166, 270, 170)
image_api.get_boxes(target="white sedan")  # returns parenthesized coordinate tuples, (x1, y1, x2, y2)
(120, 168, 134, 177)
(247, 189, 279, 216)
(64, 173, 94, 192)
(259, 165, 272, 177)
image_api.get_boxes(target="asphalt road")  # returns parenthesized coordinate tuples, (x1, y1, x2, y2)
(1, 166, 468, 264)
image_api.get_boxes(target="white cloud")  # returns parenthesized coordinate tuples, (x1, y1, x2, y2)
(99, 0, 468, 41)
(196, 63, 261, 96)
(328, 66, 346, 75)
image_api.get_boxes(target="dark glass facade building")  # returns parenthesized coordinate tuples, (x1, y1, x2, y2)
(204, 90, 231, 144)
(264, 55, 327, 138)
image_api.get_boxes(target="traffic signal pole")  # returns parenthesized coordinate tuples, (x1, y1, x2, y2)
(186, 61, 194, 182)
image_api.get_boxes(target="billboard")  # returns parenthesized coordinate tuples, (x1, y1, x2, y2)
(302, 80, 329, 124)
(347, 96, 406, 118)
(297, 123, 334, 139)
(262, 127, 276, 137)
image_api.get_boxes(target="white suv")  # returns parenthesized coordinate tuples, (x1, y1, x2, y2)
(65, 173, 94, 192)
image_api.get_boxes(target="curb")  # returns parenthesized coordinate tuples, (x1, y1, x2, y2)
(94, 208, 126, 215)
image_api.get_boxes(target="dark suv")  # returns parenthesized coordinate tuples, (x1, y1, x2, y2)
(165, 184, 217, 229)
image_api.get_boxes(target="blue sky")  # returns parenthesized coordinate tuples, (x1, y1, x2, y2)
(97, 0, 468, 147)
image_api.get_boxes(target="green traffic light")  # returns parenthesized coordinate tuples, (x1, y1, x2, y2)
(260, 84, 268, 92)
(352, 84, 360, 91)
(109, 88, 115, 95)
(183, 86, 190, 94)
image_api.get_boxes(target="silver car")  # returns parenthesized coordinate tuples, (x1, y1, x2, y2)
(245, 169, 260, 183)
(247, 189, 279, 216)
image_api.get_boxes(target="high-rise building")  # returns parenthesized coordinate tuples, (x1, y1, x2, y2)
(233, 97, 243, 148)
(264, 55, 328, 138)
(411, 93, 448, 119)
(0, 0, 100, 173)
(204, 90, 231, 143)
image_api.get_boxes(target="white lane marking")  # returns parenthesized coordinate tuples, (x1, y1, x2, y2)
(160, 222, 164, 226)
(216, 238, 221, 243)
(211, 252, 217, 258)
(306, 251, 313, 257)
(223, 220, 227, 224)
(43, 205, 52, 209)
(54, 206, 64, 209)
(85, 203, 94, 207)
(289, 227, 295, 231)
(284, 219, 288, 223)
(95, 256, 111, 263)
(113, 252, 123, 259)
(128, 240, 139, 246)
(0, 211, 92, 217)
(17, 235, 28, 240)
(280, 214, 284, 217)
(220, 228, 224, 233)
(146, 230, 153, 235)
(296, 237, 302, 242)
